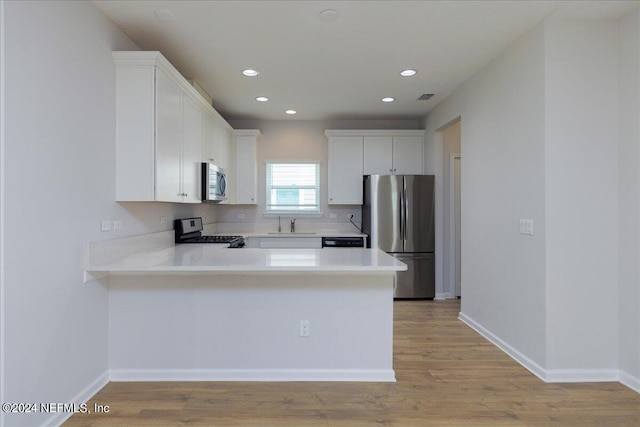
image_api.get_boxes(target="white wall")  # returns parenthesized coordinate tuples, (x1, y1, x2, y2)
(1, 2, 216, 426)
(426, 23, 548, 367)
(219, 119, 420, 230)
(619, 8, 640, 386)
(544, 20, 619, 371)
(426, 16, 632, 381)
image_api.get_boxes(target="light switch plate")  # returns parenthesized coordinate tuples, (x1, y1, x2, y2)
(101, 220, 112, 232)
(519, 219, 534, 235)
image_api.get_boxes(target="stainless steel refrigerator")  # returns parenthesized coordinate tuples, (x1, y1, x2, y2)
(363, 175, 435, 298)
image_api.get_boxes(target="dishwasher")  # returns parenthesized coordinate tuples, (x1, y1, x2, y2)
(321, 237, 365, 248)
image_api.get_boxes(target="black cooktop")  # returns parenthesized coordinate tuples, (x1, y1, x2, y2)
(174, 218, 244, 247)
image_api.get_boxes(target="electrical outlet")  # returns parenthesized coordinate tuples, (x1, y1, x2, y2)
(237, 213, 246, 219)
(113, 220, 123, 230)
(101, 221, 112, 232)
(299, 320, 310, 337)
(329, 213, 337, 219)
(160, 216, 166, 225)
(347, 213, 355, 220)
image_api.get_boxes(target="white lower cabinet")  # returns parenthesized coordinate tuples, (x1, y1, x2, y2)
(249, 237, 322, 249)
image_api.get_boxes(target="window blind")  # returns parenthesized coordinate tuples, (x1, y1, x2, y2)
(265, 162, 320, 212)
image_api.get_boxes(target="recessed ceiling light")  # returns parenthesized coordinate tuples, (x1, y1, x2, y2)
(256, 96, 269, 102)
(285, 110, 297, 115)
(319, 9, 339, 23)
(381, 97, 395, 103)
(242, 69, 259, 77)
(154, 9, 175, 21)
(400, 69, 417, 77)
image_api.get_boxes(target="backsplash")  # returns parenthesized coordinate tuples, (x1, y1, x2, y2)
(215, 204, 362, 226)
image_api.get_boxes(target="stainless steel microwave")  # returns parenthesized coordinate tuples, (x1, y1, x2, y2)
(201, 163, 227, 202)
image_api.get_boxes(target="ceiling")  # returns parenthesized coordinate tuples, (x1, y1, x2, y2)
(93, 1, 639, 122)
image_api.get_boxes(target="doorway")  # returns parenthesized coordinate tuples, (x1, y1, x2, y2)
(441, 120, 461, 299)
(450, 154, 461, 297)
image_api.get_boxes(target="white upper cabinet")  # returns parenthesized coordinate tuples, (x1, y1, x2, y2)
(391, 135, 424, 175)
(363, 136, 393, 175)
(363, 132, 425, 175)
(326, 133, 364, 205)
(233, 130, 261, 205)
(154, 68, 183, 202)
(326, 130, 425, 205)
(201, 111, 218, 164)
(202, 109, 234, 172)
(181, 96, 203, 203)
(113, 51, 232, 203)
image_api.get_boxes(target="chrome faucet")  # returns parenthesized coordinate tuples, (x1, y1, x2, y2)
(290, 218, 296, 233)
(278, 216, 281, 233)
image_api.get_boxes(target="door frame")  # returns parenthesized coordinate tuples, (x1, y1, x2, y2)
(448, 153, 461, 298)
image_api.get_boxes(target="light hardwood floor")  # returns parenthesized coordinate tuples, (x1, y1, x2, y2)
(65, 300, 640, 426)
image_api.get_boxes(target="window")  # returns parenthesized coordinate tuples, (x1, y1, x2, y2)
(266, 162, 320, 212)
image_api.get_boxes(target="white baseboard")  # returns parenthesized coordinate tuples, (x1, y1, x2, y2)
(43, 371, 109, 427)
(459, 312, 639, 388)
(619, 370, 640, 393)
(458, 312, 547, 381)
(109, 368, 396, 382)
(545, 368, 619, 383)
(435, 293, 454, 300)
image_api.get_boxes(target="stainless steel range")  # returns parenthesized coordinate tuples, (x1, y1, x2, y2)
(174, 217, 244, 248)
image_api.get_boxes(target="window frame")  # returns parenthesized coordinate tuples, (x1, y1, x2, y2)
(263, 160, 322, 216)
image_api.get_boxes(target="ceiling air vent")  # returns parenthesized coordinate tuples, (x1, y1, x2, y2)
(417, 93, 434, 101)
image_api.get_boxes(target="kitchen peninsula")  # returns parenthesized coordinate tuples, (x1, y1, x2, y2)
(85, 240, 406, 382)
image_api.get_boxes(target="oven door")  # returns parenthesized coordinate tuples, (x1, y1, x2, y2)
(201, 163, 227, 202)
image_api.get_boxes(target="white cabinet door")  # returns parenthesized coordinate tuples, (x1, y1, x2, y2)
(234, 131, 259, 204)
(363, 136, 393, 175)
(155, 69, 182, 202)
(328, 136, 363, 204)
(181, 96, 202, 203)
(201, 111, 218, 164)
(392, 136, 424, 175)
(219, 127, 235, 203)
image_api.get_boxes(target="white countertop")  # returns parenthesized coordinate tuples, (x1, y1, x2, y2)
(220, 232, 367, 239)
(87, 246, 406, 275)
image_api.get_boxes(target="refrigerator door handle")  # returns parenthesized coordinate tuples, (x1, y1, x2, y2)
(399, 186, 404, 240)
(403, 187, 408, 241)
(398, 186, 407, 242)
